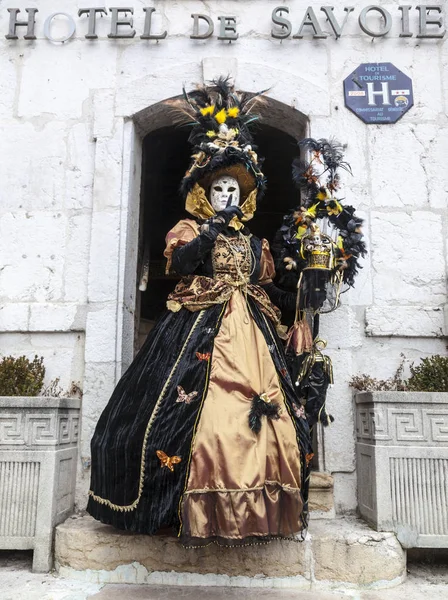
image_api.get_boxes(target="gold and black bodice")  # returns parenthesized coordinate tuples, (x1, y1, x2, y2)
(212, 234, 252, 286)
(164, 223, 281, 325)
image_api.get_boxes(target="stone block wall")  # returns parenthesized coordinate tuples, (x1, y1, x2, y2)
(0, 1, 446, 512)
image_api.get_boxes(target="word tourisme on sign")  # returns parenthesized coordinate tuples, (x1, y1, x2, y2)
(4, 5, 446, 42)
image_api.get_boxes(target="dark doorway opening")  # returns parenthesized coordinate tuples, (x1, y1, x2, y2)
(137, 122, 302, 341)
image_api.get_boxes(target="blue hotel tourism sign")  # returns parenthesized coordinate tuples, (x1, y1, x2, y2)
(344, 63, 413, 124)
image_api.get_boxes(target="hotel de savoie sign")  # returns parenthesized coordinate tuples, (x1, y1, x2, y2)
(4, 5, 446, 43)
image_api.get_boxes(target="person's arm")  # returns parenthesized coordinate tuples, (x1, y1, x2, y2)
(171, 233, 214, 275)
(259, 238, 296, 313)
(171, 206, 243, 276)
(261, 281, 296, 313)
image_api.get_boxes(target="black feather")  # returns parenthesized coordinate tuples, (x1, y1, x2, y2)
(208, 75, 233, 108)
(249, 394, 281, 434)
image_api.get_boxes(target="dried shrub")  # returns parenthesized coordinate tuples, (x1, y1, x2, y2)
(350, 354, 448, 393)
(67, 381, 83, 399)
(407, 355, 448, 392)
(349, 354, 407, 392)
(41, 377, 64, 397)
(0, 355, 45, 396)
(41, 378, 83, 398)
(349, 374, 408, 392)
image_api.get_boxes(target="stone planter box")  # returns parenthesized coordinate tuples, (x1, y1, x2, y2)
(355, 391, 448, 548)
(0, 397, 81, 571)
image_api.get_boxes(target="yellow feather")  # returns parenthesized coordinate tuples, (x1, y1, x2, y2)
(304, 203, 318, 219)
(227, 107, 240, 118)
(296, 225, 308, 239)
(215, 108, 227, 124)
(200, 105, 215, 116)
(317, 188, 330, 201)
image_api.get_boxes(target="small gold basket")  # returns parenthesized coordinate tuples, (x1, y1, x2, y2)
(301, 228, 336, 271)
(307, 248, 334, 270)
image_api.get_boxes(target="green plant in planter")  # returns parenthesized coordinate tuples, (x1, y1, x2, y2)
(407, 355, 448, 392)
(0, 355, 45, 396)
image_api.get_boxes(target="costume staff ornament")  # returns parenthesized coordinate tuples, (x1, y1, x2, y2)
(273, 138, 366, 429)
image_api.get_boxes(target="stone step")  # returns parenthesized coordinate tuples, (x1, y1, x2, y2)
(308, 472, 334, 518)
(55, 515, 405, 590)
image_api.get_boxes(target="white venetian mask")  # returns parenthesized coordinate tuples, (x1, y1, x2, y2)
(209, 175, 240, 212)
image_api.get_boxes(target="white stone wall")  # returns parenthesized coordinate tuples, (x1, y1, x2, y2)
(0, 1, 446, 513)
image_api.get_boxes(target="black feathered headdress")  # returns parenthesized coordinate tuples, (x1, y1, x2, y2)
(274, 138, 366, 291)
(174, 77, 266, 211)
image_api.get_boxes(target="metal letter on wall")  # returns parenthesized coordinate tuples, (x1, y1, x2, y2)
(5, 8, 38, 40)
(190, 14, 214, 39)
(416, 5, 445, 38)
(320, 6, 355, 39)
(44, 13, 77, 43)
(293, 7, 327, 39)
(344, 62, 414, 124)
(271, 7, 292, 39)
(78, 8, 107, 40)
(141, 7, 167, 40)
(358, 6, 392, 37)
(217, 16, 238, 41)
(108, 7, 136, 38)
(398, 5, 413, 37)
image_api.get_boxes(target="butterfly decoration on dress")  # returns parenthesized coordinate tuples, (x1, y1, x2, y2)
(196, 352, 211, 362)
(156, 450, 182, 472)
(306, 452, 315, 466)
(176, 385, 199, 404)
(292, 402, 306, 419)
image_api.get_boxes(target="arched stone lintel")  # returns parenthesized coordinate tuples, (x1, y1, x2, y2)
(114, 61, 328, 137)
(133, 92, 308, 140)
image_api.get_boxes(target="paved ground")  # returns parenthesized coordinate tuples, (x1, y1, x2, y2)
(1, 550, 448, 600)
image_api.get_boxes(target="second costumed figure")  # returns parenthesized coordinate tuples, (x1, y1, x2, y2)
(273, 138, 366, 430)
(87, 78, 313, 546)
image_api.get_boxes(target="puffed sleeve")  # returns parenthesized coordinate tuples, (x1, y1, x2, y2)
(164, 219, 200, 274)
(258, 239, 276, 285)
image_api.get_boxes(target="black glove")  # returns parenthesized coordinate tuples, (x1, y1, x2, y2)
(171, 207, 244, 276)
(261, 282, 296, 314)
(201, 206, 244, 240)
(172, 207, 244, 277)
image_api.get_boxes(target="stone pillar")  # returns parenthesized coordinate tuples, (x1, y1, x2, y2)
(77, 92, 142, 507)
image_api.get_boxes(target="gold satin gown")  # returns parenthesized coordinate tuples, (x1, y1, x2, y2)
(166, 224, 305, 543)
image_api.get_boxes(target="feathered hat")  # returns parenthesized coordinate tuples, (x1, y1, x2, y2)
(174, 76, 266, 222)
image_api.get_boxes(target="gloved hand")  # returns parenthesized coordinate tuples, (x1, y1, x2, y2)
(172, 206, 244, 276)
(216, 205, 244, 224)
(201, 206, 244, 239)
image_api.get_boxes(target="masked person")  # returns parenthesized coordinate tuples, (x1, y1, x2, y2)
(87, 78, 312, 547)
